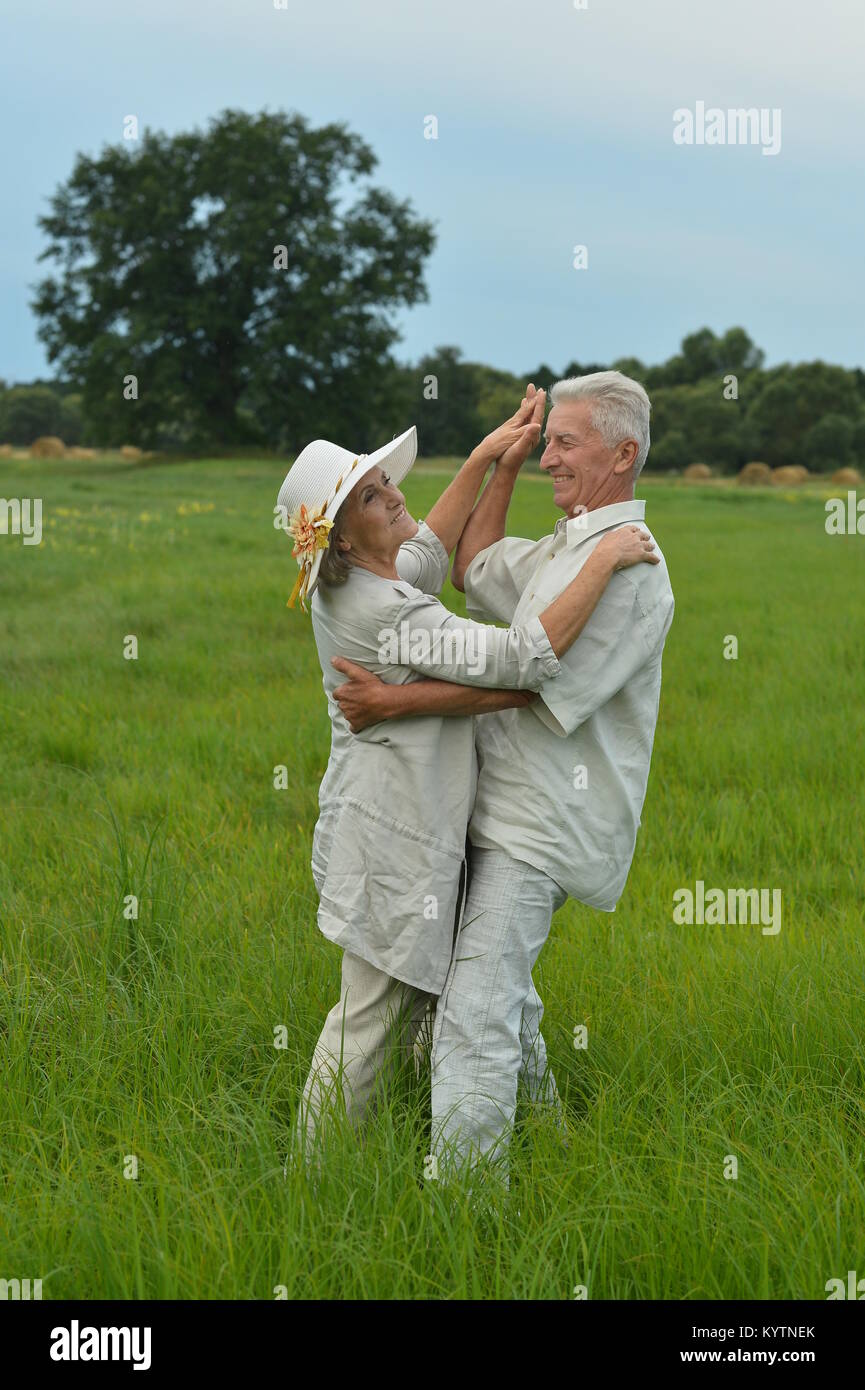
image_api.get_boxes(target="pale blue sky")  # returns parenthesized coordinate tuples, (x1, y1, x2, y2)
(1, 0, 862, 383)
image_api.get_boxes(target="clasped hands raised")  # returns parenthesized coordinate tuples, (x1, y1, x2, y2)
(474, 384, 546, 470)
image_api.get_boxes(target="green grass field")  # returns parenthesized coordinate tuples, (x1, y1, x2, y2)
(1, 452, 864, 1300)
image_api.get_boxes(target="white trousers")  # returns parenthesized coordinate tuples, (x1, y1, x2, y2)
(430, 846, 567, 1182)
(296, 950, 434, 1154)
(296, 850, 562, 1164)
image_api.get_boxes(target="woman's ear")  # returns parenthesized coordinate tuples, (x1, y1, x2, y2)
(335, 534, 351, 554)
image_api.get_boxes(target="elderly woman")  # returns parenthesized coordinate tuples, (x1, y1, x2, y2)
(277, 395, 657, 1155)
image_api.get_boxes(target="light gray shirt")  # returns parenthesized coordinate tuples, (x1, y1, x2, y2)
(464, 499, 675, 910)
(309, 521, 561, 992)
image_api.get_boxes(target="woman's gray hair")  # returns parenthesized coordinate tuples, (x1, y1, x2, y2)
(549, 370, 651, 476)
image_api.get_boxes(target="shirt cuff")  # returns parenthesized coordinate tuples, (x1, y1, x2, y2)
(531, 685, 570, 738)
(524, 614, 561, 680)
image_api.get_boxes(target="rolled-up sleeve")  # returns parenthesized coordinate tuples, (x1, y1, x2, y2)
(533, 574, 670, 737)
(379, 590, 561, 690)
(395, 521, 450, 595)
(463, 535, 546, 623)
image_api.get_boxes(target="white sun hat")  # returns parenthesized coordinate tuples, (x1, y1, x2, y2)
(276, 425, 417, 610)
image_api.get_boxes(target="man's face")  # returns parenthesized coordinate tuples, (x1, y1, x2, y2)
(540, 400, 629, 515)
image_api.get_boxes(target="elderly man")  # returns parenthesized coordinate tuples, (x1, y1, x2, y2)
(332, 371, 675, 1181)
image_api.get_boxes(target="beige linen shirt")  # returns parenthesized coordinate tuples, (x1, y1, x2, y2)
(464, 499, 675, 911)
(309, 521, 561, 993)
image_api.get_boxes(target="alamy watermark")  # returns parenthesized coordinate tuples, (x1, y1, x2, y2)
(1, 1277, 42, 1299)
(0, 497, 42, 545)
(50, 1321, 151, 1370)
(826, 1270, 865, 1299)
(673, 880, 781, 935)
(825, 492, 865, 535)
(673, 102, 781, 157)
(377, 622, 487, 676)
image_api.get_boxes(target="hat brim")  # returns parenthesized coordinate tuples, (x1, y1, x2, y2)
(305, 426, 418, 601)
(327, 425, 417, 519)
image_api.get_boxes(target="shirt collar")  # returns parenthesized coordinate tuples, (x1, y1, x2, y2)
(555, 498, 646, 547)
(348, 566, 416, 598)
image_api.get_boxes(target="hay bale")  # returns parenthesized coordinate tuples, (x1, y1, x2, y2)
(831, 466, 862, 485)
(684, 463, 713, 480)
(120, 445, 144, 461)
(29, 435, 66, 458)
(737, 462, 772, 486)
(770, 465, 810, 486)
(67, 446, 97, 459)
(0, 443, 13, 457)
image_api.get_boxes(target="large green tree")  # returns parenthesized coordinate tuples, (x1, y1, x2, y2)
(32, 109, 434, 451)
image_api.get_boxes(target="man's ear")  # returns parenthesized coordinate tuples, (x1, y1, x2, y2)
(613, 439, 639, 473)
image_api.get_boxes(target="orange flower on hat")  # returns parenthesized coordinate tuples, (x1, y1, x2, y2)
(286, 503, 334, 610)
(288, 503, 333, 560)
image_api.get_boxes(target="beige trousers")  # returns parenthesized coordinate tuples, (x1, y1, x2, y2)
(296, 951, 435, 1154)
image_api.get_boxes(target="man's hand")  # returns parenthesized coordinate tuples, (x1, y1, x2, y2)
(474, 386, 545, 467)
(332, 656, 538, 731)
(497, 384, 545, 472)
(450, 385, 546, 590)
(331, 657, 392, 732)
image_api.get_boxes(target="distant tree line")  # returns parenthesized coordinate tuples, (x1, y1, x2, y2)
(11, 107, 864, 473)
(382, 330, 865, 474)
(5, 327, 865, 475)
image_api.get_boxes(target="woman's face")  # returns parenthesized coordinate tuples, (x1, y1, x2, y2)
(336, 465, 418, 562)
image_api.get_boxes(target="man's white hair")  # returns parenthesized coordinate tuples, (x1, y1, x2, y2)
(549, 370, 652, 476)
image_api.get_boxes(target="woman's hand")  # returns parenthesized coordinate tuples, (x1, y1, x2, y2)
(497, 385, 546, 472)
(475, 387, 544, 465)
(595, 525, 660, 571)
(331, 657, 538, 731)
(424, 388, 543, 556)
(537, 526, 659, 657)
